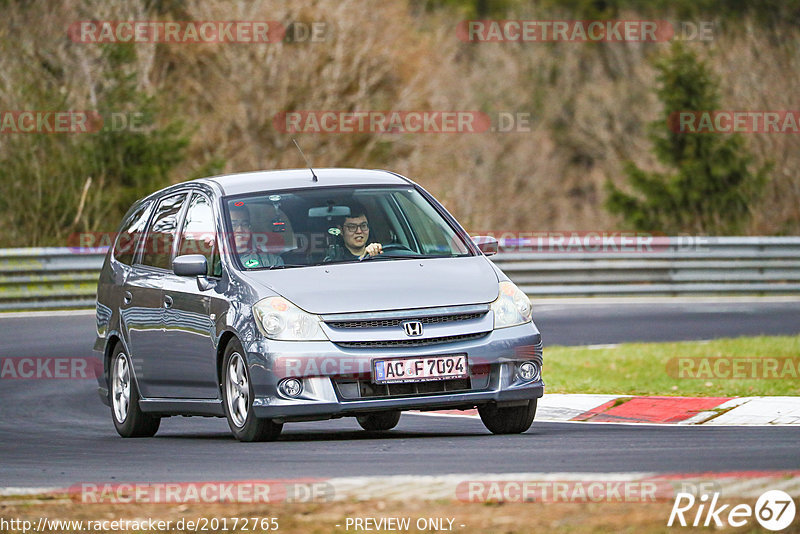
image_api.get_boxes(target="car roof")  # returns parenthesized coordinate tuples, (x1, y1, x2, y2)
(192, 168, 412, 196)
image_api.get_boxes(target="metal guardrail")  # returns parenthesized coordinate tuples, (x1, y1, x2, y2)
(0, 247, 106, 310)
(1, 237, 799, 310)
(492, 236, 800, 296)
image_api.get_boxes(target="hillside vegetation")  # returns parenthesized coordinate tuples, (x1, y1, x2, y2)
(0, 0, 798, 246)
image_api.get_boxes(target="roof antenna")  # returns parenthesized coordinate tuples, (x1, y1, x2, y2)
(292, 138, 318, 182)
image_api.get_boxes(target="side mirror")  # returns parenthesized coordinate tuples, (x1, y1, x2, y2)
(471, 236, 498, 256)
(173, 254, 208, 277)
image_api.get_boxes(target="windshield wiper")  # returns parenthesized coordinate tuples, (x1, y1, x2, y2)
(368, 253, 438, 261)
(267, 263, 306, 269)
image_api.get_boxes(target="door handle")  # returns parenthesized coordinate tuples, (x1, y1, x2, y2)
(163, 295, 173, 309)
(123, 291, 132, 305)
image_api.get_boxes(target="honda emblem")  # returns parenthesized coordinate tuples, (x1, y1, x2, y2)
(402, 320, 424, 337)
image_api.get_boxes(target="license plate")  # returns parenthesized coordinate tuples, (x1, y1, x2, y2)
(373, 354, 468, 384)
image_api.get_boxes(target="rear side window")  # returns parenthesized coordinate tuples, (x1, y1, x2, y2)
(113, 201, 152, 266)
(139, 193, 187, 270)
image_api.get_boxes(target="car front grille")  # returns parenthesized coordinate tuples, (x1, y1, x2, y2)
(326, 312, 485, 329)
(334, 332, 489, 349)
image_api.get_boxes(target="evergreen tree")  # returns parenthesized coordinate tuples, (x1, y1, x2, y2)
(605, 43, 769, 234)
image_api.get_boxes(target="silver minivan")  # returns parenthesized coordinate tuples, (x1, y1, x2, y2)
(93, 169, 544, 441)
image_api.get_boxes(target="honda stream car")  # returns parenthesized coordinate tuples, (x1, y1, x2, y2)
(93, 169, 544, 441)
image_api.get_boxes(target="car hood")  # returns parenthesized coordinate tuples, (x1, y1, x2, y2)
(241, 256, 500, 314)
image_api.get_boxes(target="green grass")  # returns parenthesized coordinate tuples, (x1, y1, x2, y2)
(545, 335, 800, 397)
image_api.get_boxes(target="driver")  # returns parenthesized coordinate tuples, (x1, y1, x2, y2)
(327, 204, 383, 261)
(230, 204, 284, 268)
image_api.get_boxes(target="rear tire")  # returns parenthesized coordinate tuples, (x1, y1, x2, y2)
(356, 410, 401, 431)
(110, 345, 160, 438)
(222, 340, 283, 442)
(478, 399, 537, 434)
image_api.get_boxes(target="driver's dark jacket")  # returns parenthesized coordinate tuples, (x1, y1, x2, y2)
(324, 244, 362, 262)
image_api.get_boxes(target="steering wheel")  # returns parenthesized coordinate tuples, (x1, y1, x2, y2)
(380, 243, 411, 252)
(360, 242, 412, 261)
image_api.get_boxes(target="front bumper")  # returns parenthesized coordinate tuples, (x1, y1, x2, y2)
(244, 323, 544, 421)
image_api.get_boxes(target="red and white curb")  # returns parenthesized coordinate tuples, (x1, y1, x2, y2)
(418, 395, 800, 425)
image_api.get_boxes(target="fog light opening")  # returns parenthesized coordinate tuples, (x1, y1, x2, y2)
(279, 378, 303, 398)
(517, 361, 540, 382)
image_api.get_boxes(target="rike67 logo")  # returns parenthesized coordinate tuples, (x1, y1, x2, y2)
(668, 490, 796, 531)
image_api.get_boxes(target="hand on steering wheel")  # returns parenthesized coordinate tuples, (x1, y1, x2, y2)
(363, 243, 383, 257)
(360, 242, 411, 260)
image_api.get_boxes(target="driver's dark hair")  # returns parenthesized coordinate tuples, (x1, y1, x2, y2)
(341, 201, 367, 222)
(229, 204, 250, 220)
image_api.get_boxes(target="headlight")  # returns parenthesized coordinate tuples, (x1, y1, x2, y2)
(253, 296, 327, 341)
(491, 281, 532, 328)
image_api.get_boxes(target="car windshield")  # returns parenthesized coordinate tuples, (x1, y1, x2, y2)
(224, 186, 473, 270)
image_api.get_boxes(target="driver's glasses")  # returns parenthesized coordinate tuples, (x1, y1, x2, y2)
(232, 221, 251, 230)
(343, 222, 369, 233)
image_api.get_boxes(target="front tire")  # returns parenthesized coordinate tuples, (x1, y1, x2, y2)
(478, 399, 537, 434)
(222, 340, 283, 442)
(110, 345, 160, 438)
(356, 410, 401, 431)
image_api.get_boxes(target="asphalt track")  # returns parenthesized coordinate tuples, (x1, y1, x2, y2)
(0, 299, 798, 487)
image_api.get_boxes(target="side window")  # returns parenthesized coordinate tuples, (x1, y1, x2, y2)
(139, 193, 187, 270)
(113, 201, 152, 266)
(394, 193, 469, 255)
(176, 193, 220, 276)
